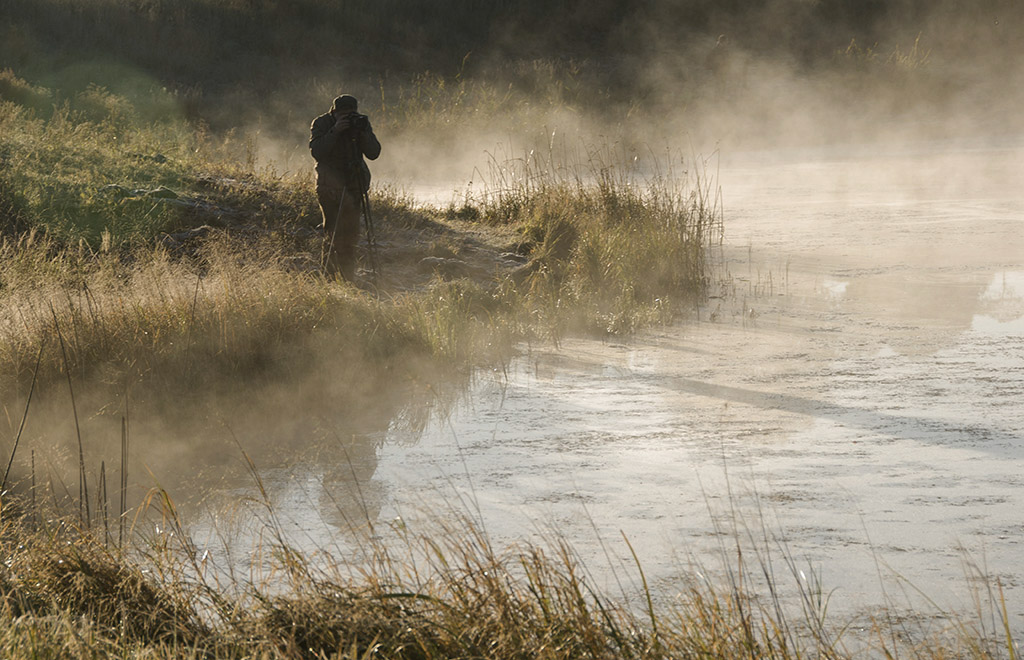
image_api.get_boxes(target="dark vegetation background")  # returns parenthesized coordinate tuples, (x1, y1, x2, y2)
(3, 0, 1021, 133)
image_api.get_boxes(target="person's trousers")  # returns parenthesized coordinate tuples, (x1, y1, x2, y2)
(316, 166, 361, 280)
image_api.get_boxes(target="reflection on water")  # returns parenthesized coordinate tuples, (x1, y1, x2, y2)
(2, 352, 459, 559)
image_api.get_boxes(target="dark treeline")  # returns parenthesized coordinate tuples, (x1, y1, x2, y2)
(1, 0, 1021, 137)
(3, 0, 1019, 87)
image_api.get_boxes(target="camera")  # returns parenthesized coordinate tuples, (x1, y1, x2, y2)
(346, 112, 369, 131)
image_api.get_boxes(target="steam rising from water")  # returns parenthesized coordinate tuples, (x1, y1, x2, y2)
(242, 3, 1024, 204)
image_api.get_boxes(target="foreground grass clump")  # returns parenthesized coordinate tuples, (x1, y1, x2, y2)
(0, 504, 1016, 660)
(0, 512, 672, 658)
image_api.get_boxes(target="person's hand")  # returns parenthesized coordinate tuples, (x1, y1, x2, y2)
(332, 114, 351, 133)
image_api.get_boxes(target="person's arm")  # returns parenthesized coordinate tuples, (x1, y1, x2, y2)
(309, 115, 340, 161)
(359, 120, 381, 161)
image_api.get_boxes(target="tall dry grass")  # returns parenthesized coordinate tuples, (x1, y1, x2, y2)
(0, 484, 1017, 659)
(460, 140, 723, 334)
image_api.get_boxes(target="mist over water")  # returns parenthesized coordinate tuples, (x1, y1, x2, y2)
(160, 133, 1024, 639)
(180, 152, 1020, 651)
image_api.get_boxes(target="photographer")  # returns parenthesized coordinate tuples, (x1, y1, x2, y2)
(309, 94, 381, 281)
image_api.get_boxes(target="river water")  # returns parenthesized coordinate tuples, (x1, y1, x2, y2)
(199, 139, 1024, 638)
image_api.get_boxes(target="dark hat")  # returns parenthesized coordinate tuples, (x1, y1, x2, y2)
(331, 94, 358, 113)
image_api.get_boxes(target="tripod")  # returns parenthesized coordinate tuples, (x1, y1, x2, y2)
(323, 171, 379, 283)
(353, 168, 379, 281)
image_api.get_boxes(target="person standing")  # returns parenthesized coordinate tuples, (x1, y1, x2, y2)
(309, 94, 381, 280)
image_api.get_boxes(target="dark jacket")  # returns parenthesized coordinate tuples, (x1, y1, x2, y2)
(309, 112, 381, 192)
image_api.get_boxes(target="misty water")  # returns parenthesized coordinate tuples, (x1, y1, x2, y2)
(195, 138, 1024, 635)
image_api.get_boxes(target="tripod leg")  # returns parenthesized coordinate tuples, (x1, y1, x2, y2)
(323, 185, 351, 279)
(359, 187, 379, 281)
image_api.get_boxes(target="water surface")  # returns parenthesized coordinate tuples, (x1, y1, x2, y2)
(203, 139, 1024, 634)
